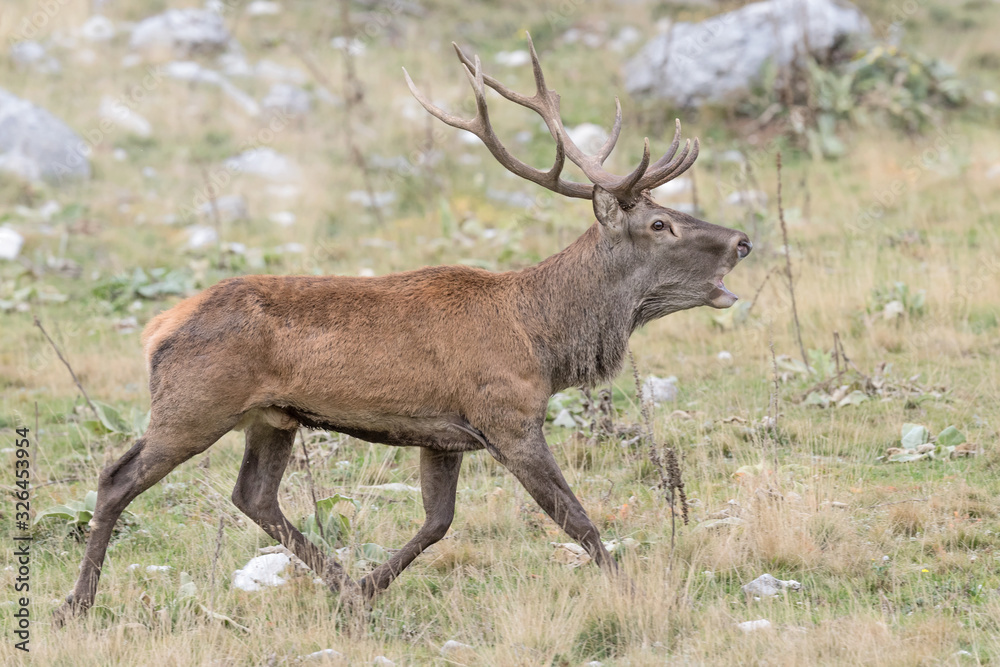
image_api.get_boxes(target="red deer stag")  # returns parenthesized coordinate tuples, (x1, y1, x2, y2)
(55, 34, 750, 623)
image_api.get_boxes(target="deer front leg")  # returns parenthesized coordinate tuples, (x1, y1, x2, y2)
(492, 426, 618, 573)
(360, 448, 463, 599)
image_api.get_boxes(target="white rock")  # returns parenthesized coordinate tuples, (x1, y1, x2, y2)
(742, 573, 802, 597)
(0, 228, 25, 261)
(130, 9, 232, 60)
(626, 0, 870, 106)
(737, 618, 772, 633)
(269, 211, 296, 227)
(347, 190, 396, 208)
(231, 553, 292, 592)
(262, 83, 311, 115)
(146, 565, 171, 573)
(359, 483, 420, 493)
(650, 177, 692, 199)
(185, 224, 218, 249)
(0, 88, 91, 184)
(247, 1, 282, 16)
(726, 189, 768, 208)
(225, 148, 299, 181)
(718, 350, 733, 362)
(641, 375, 678, 404)
(440, 640, 474, 657)
(301, 648, 344, 662)
(99, 97, 152, 137)
(9, 41, 48, 66)
(80, 15, 116, 42)
(372, 658, 394, 667)
(330, 37, 366, 57)
(565, 123, 610, 155)
(198, 194, 248, 222)
(254, 59, 308, 84)
(495, 50, 531, 67)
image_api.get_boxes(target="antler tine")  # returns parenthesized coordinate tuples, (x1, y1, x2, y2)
(640, 138, 700, 191)
(642, 119, 682, 176)
(408, 36, 700, 203)
(403, 66, 475, 133)
(595, 97, 623, 165)
(609, 137, 651, 200)
(403, 58, 590, 198)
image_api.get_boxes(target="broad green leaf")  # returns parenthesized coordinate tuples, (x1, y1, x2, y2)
(935, 425, 965, 448)
(901, 423, 930, 448)
(92, 401, 130, 434)
(84, 491, 98, 512)
(179, 572, 197, 598)
(803, 391, 831, 408)
(356, 543, 390, 564)
(32, 505, 78, 525)
(837, 390, 868, 407)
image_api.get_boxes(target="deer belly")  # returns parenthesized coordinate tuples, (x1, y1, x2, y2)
(281, 407, 489, 452)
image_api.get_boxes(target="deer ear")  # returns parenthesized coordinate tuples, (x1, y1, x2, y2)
(592, 186, 626, 232)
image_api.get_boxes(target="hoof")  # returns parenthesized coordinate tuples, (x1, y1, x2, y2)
(53, 593, 83, 628)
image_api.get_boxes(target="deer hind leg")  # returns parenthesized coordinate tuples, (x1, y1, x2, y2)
(231, 419, 355, 593)
(54, 421, 229, 625)
(359, 448, 463, 600)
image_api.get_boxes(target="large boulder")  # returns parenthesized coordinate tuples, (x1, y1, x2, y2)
(129, 9, 232, 60)
(625, 0, 870, 107)
(0, 88, 90, 185)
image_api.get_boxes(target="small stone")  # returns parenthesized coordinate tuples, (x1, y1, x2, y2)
(269, 211, 296, 227)
(641, 375, 678, 404)
(737, 619, 772, 633)
(302, 648, 344, 662)
(372, 658, 394, 667)
(742, 573, 801, 597)
(440, 640, 474, 658)
(247, 1, 282, 16)
(0, 228, 25, 261)
(225, 148, 300, 182)
(80, 15, 116, 42)
(129, 9, 232, 60)
(494, 50, 530, 67)
(185, 225, 218, 249)
(717, 350, 733, 362)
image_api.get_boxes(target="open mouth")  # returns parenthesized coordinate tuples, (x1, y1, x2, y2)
(708, 275, 739, 308)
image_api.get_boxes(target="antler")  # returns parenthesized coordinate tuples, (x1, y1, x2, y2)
(403, 33, 699, 204)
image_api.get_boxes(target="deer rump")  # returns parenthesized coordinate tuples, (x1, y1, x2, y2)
(141, 270, 526, 455)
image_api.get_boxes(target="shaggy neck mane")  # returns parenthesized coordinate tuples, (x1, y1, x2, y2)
(513, 223, 640, 392)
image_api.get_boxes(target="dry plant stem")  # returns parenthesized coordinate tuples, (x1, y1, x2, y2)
(299, 429, 324, 543)
(744, 265, 779, 318)
(209, 516, 225, 614)
(199, 164, 224, 265)
(768, 331, 780, 474)
(33, 316, 98, 419)
(288, 33, 384, 226)
(776, 152, 809, 370)
(628, 348, 688, 552)
(869, 497, 930, 509)
(337, 1, 385, 226)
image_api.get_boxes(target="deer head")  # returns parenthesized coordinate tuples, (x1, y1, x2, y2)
(404, 34, 751, 328)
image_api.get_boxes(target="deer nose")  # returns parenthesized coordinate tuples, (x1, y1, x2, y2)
(737, 238, 752, 259)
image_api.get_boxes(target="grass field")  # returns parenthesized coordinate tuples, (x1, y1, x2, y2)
(2, 0, 1000, 664)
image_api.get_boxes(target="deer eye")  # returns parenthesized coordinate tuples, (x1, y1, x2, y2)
(652, 220, 665, 231)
